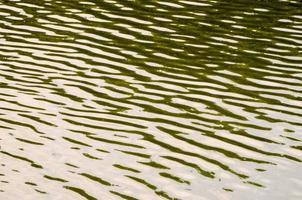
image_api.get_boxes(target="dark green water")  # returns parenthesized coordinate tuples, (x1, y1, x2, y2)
(0, 0, 302, 199)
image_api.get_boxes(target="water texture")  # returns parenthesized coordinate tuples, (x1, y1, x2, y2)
(0, 0, 302, 199)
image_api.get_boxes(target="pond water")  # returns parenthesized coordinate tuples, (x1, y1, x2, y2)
(0, 0, 302, 199)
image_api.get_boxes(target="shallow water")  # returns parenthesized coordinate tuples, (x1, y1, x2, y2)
(0, 0, 302, 199)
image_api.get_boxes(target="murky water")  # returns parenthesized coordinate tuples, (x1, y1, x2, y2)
(0, 0, 302, 199)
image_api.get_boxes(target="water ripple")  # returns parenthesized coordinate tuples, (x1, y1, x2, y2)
(0, 0, 302, 199)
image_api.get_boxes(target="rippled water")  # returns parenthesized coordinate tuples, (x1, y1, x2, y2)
(0, 0, 302, 199)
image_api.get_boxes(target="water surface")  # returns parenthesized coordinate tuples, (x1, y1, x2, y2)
(0, 0, 302, 199)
